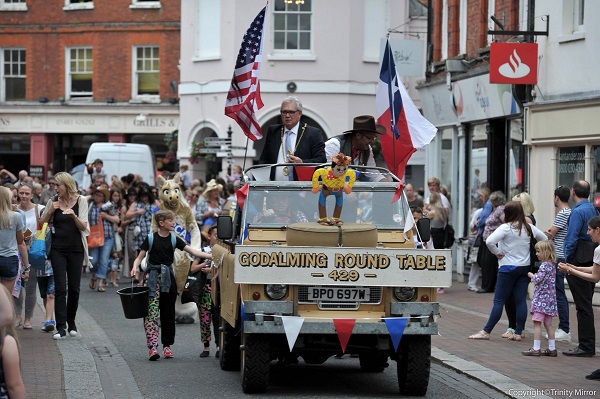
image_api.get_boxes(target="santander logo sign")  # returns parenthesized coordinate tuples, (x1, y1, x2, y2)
(490, 43, 538, 84)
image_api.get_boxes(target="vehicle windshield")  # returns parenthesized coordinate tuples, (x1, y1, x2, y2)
(243, 184, 410, 230)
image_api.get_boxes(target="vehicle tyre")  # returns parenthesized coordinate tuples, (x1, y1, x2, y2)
(396, 335, 431, 396)
(359, 352, 389, 372)
(241, 334, 270, 393)
(219, 317, 241, 371)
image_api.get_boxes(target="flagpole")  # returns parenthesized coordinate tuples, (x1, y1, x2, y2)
(386, 35, 397, 179)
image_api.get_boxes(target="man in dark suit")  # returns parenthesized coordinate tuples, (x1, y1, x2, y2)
(258, 96, 326, 180)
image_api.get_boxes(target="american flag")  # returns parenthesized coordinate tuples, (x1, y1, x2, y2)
(224, 6, 267, 141)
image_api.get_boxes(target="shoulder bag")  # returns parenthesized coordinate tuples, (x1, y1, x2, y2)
(88, 214, 105, 248)
(529, 234, 541, 272)
(29, 222, 52, 270)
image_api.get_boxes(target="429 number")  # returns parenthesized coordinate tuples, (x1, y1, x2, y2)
(328, 270, 360, 282)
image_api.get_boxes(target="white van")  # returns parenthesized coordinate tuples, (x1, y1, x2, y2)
(82, 143, 156, 189)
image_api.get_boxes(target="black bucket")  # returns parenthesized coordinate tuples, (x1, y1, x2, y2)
(117, 286, 150, 319)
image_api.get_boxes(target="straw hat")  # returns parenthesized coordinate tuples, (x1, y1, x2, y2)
(92, 186, 110, 202)
(203, 179, 223, 199)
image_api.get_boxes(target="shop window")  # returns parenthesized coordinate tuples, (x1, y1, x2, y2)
(133, 46, 160, 100)
(0, 0, 27, 11)
(508, 119, 524, 199)
(67, 47, 93, 99)
(591, 146, 600, 202)
(63, 0, 93, 11)
(469, 124, 488, 211)
(272, 0, 312, 57)
(440, 129, 453, 195)
(130, 0, 161, 9)
(2, 48, 26, 101)
(557, 146, 585, 188)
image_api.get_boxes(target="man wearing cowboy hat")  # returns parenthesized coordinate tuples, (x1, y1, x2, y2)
(325, 115, 390, 182)
(259, 96, 326, 181)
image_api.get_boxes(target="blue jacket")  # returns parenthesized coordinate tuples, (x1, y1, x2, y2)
(477, 200, 493, 235)
(564, 199, 597, 261)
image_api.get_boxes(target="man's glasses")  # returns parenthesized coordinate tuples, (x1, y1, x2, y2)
(280, 110, 299, 116)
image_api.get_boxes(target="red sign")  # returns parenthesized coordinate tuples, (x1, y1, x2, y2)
(490, 43, 538, 84)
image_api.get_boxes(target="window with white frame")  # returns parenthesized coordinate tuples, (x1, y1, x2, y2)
(63, 0, 93, 11)
(574, 0, 585, 31)
(273, 0, 312, 54)
(560, 0, 585, 40)
(1, 48, 27, 101)
(67, 47, 93, 99)
(0, 0, 27, 11)
(130, 0, 161, 9)
(134, 46, 160, 98)
(2, 48, 26, 101)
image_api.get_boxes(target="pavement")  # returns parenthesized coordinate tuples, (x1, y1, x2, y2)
(15, 278, 600, 399)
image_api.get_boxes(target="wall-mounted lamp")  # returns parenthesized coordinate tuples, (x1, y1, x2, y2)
(135, 113, 146, 122)
(168, 97, 179, 105)
(39, 97, 49, 103)
(106, 97, 115, 104)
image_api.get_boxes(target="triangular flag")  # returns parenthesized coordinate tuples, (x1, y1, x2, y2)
(247, 165, 272, 181)
(280, 316, 305, 352)
(333, 319, 356, 353)
(385, 318, 408, 351)
(236, 183, 249, 210)
(391, 181, 405, 203)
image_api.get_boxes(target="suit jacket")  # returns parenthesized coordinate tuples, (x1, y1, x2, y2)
(258, 122, 326, 180)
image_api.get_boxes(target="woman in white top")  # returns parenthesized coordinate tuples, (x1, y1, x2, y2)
(469, 201, 547, 341)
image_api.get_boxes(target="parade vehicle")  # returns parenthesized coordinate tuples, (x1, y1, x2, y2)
(212, 163, 452, 395)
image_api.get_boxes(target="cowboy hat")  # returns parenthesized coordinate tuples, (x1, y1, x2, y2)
(92, 186, 110, 202)
(203, 179, 223, 198)
(343, 115, 385, 135)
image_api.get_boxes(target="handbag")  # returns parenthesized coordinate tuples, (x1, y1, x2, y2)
(571, 239, 597, 266)
(473, 234, 483, 248)
(29, 222, 52, 270)
(113, 233, 123, 253)
(443, 224, 455, 248)
(529, 234, 541, 272)
(181, 266, 205, 304)
(88, 214, 105, 248)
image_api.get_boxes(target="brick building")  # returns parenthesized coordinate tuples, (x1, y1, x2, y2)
(0, 0, 180, 180)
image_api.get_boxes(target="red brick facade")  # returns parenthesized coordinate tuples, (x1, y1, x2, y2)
(0, 0, 180, 103)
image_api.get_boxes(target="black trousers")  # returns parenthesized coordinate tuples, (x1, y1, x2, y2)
(566, 274, 596, 352)
(51, 249, 84, 331)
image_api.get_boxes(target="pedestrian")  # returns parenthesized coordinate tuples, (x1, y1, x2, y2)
(426, 192, 449, 294)
(40, 175, 57, 205)
(6, 186, 29, 307)
(195, 179, 225, 238)
(562, 180, 598, 357)
(122, 188, 137, 278)
(179, 164, 192, 191)
(324, 115, 389, 182)
(477, 191, 506, 294)
(468, 201, 547, 341)
(543, 185, 572, 342)
(259, 96, 326, 181)
(126, 185, 155, 283)
(130, 210, 211, 361)
(40, 171, 90, 340)
(522, 240, 558, 357)
(193, 225, 220, 358)
(558, 215, 600, 378)
(468, 188, 490, 291)
(108, 188, 126, 287)
(0, 186, 27, 295)
(14, 182, 44, 330)
(405, 183, 424, 210)
(0, 284, 26, 399)
(425, 177, 451, 214)
(87, 187, 119, 292)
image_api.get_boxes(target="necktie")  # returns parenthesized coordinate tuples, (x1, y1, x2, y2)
(285, 131, 294, 180)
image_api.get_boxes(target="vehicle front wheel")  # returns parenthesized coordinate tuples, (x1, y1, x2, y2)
(396, 335, 431, 396)
(219, 317, 241, 371)
(241, 334, 270, 393)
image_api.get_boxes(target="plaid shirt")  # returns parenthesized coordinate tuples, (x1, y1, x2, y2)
(89, 203, 114, 239)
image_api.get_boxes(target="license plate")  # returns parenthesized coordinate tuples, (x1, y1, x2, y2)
(308, 287, 370, 302)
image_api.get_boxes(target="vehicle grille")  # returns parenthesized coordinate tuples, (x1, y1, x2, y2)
(298, 286, 383, 310)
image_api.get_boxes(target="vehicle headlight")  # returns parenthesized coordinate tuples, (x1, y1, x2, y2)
(265, 284, 288, 300)
(394, 287, 416, 302)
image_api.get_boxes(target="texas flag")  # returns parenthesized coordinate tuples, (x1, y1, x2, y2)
(376, 38, 437, 179)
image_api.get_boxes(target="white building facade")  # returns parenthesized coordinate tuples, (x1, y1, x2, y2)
(178, 0, 429, 184)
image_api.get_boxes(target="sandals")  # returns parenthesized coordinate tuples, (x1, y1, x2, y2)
(98, 285, 106, 292)
(508, 334, 522, 341)
(89, 276, 97, 290)
(502, 328, 516, 339)
(468, 330, 490, 340)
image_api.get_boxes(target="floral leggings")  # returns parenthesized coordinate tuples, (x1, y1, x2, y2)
(197, 282, 220, 347)
(144, 274, 177, 349)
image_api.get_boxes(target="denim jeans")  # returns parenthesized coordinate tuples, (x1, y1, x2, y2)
(555, 257, 569, 333)
(88, 236, 115, 280)
(483, 265, 530, 335)
(0, 255, 18, 280)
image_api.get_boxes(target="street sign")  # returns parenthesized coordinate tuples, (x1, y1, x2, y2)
(204, 137, 231, 146)
(29, 165, 44, 179)
(217, 151, 232, 157)
(198, 148, 222, 154)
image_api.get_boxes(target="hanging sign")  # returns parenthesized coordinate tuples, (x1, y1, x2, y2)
(490, 42, 538, 84)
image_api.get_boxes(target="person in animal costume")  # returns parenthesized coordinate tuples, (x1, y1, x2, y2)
(311, 152, 357, 226)
(151, 172, 201, 323)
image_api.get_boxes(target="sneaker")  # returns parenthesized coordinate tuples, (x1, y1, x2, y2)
(467, 286, 478, 292)
(542, 348, 558, 357)
(68, 326, 78, 337)
(437, 288, 445, 294)
(42, 320, 56, 333)
(53, 329, 67, 340)
(555, 328, 572, 342)
(163, 347, 174, 359)
(199, 350, 210, 358)
(149, 348, 160, 361)
(522, 348, 541, 356)
(585, 369, 600, 381)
